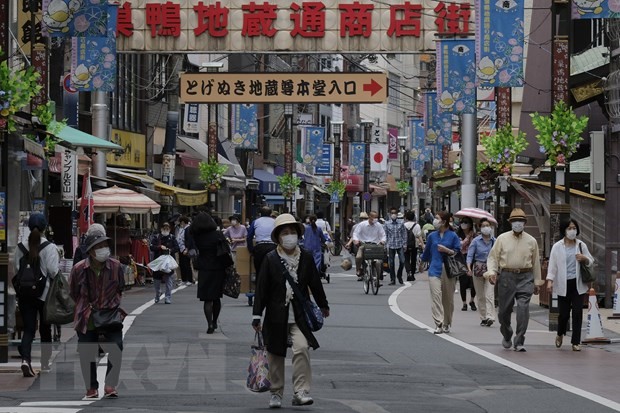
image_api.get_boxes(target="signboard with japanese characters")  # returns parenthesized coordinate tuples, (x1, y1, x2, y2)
(106, 129, 147, 169)
(61, 147, 78, 203)
(180, 73, 388, 103)
(116, 0, 475, 53)
(183, 103, 200, 134)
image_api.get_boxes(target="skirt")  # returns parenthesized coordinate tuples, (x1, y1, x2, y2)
(197, 269, 226, 301)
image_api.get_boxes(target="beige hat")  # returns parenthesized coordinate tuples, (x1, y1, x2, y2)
(271, 213, 305, 243)
(340, 258, 352, 271)
(359, 212, 369, 219)
(508, 208, 527, 222)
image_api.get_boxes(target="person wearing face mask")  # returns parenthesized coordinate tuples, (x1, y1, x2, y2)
(69, 223, 126, 399)
(252, 214, 329, 409)
(456, 217, 477, 312)
(150, 222, 180, 304)
(223, 214, 248, 263)
(485, 208, 542, 352)
(466, 218, 496, 327)
(420, 211, 461, 334)
(352, 211, 387, 282)
(384, 207, 407, 285)
(546, 219, 594, 352)
(176, 216, 194, 286)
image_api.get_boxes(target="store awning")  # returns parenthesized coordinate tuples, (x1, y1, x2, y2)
(177, 136, 245, 177)
(53, 126, 123, 151)
(370, 184, 387, 197)
(385, 175, 398, 192)
(264, 195, 285, 205)
(79, 186, 161, 214)
(108, 168, 210, 206)
(221, 175, 246, 189)
(48, 152, 92, 175)
(313, 185, 329, 195)
(177, 152, 201, 168)
(254, 169, 280, 194)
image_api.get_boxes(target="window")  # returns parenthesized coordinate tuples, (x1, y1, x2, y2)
(389, 72, 400, 108)
(111, 54, 144, 132)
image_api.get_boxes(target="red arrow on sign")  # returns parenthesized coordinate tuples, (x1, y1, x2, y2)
(363, 79, 383, 96)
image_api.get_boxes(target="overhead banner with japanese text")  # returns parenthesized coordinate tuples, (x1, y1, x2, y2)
(424, 92, 452, 147)
(476, 0, 524, 87)
(349, 143, 365, 176)
(409, 119, 431, 177)
(572, 2, 620, 19)
(302, 126, 326, 170)
(231, 103, 258, 150)
(41, 0, 108, 37)
(436, 39, 477, 113)
(314, 144, 333, 176)
(71, 4, 117, 91)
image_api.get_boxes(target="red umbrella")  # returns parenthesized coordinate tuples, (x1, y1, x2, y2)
(454, 207, 498, 225)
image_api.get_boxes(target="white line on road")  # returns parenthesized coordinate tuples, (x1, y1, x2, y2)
(388, 283, 620, 412)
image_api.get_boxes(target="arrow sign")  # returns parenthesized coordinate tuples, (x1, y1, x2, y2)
(363, 79, 383, 96)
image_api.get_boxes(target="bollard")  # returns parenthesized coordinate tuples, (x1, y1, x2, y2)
(583, 288, 611, 344)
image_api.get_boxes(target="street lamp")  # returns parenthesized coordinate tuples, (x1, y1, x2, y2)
(360, 119, 374, 212)
(330, 120, 344, 233)
(398, 135, 408, 211)
(284, 103, 294, 213)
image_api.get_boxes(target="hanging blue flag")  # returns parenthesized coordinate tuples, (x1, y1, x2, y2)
(303, 127, 326, 169)
(476, 0, 525, 87)
(436, 39, 477, 114)
(42, 0, 108, 37)
(231, 104, 258, 150)
(349, 143, 365, 176)
(572, 1, 620, 19)
(314, 144, 333, 176)
(71, 4, 116, 92)
(424, 92, 452, 146)
(409, 119, 431, 178)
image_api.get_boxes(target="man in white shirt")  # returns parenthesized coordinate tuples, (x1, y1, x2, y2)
(315, 211, 332, 241)
(352, 211, 386, 281)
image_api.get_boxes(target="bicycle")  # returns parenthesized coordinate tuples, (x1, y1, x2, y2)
(416, 249, 429, 273)
(361, 243, 385, 295)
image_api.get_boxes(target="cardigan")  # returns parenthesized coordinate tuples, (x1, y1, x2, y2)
(546, 239, 594, 297)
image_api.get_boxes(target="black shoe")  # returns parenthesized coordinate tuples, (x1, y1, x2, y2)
(486, 320, 494, 327)
(411, 275, 416, 281)
(397, 278, 404, 285)
(470, 302, 477, 311)
(406, 276, 413, 281)
(206, 326, 215, 334)
(213, 321, 218, 330)
(388, 281, 396, 285)
(480, 319, 488, 326)
(357, 276, 363, 282)
(461, 304, 468, 311)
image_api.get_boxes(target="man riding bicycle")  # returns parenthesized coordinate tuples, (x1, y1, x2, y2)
(352, 211, 386, 282)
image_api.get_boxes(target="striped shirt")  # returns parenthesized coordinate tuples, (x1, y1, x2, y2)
(69, 257, 125, 334)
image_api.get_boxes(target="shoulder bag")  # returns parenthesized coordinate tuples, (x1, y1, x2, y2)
(84, 265, 124, 331)
(222, 266, 241, 299)
(578, 243, 595, 283)
(279, 258, 324, 332)
(444, 252, 468, 279)
(44, 271, 75, 325)
(473, 238, 494, 277)
(216, 233, 235, 268)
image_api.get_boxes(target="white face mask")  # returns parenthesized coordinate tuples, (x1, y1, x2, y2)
(481, 226, 493, 236)
(433, 219, 443, 229)
(566, 229, 577, 240)
(94, 247, 110, 263)
(368, 219, 375, 225)
(511, 221, 525, 233)
(391, 214, 397, 221)
(231, 220, 238, 226)
(281, 234, 298, 250)
(161, 230, 170, 237)
(460, 223, 470, 230)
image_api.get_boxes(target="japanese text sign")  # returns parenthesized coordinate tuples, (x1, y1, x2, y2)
(61, 148, 78, 203)
(436, 39, 476, 114)
(180, 72, 388, 103)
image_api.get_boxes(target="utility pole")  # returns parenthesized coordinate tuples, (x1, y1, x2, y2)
(361, 120, 373, 212)
(460, 113, 477, 209)
(0, 0, 9, 364)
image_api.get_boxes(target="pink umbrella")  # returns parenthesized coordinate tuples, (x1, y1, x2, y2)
(454, 207, 498, 225)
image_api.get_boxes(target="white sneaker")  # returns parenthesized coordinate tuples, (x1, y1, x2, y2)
(442, 325, 450, 334)
(292, 390, 314, 406)
(185, 281, 193, 286)
(269, 394, 282, 408)
(433, 326, 443, 334)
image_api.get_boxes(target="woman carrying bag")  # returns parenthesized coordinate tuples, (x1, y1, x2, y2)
(252, 214, 329, 409)
(466, 218, 496, 327)
(546, 218, 594, 352)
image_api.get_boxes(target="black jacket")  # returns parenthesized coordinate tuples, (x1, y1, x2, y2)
(193, 230, 229, 271)
(253, 249, 329, 357)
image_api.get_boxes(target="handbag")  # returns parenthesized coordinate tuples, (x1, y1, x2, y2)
(473, 261, 487, 278)
(44, 271, 75, 325)
(579, 243, 595, 283)
(216, 235, 234, 268)
(223, 266, 241, 299)
(84, 265, 125, 331)
(247, 332, 271, 392)
(280, 259, 324, 332)
(444, 252, 468, 279)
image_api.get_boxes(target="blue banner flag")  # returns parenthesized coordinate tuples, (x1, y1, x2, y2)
(476, 0, 525, 87)
(572, 1, 620, 19)
(42, 0, 108, 37)
(71, 4, 117, 92)
(303, 127, 326, 169)
(349, 143, 365, 175)
(314, 144, 333, 175)
(231, 104, 258, 150)
(409, 119, 431, 177)
(424, 93, 452, 146)
(436, 39, 477, 114)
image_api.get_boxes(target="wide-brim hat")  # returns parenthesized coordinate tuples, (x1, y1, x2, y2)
(84, 233, 110, 252)
(508, 208, 527, 222)
(271, 213, 305, 243)
(359, 212, 369, 219)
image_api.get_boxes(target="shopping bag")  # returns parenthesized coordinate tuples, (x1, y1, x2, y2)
(222, 267, 241, 299)
(44, 272, 75, 325)
(148, 254, 178, 272)
(247, 332, 271, 393)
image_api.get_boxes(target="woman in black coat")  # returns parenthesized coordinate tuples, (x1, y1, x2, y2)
(191, 212, 227, 334)
(252, 214, 329, 409)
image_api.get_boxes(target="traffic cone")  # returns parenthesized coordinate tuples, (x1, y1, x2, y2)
(608, 276, 620, 319)
(583, 288, 611, 344)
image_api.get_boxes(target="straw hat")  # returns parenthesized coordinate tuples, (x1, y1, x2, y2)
(271, 213, 305, 243)
(341, 258, 352, 271)
(507, 208, 527, 222)
(359, 212, 369, 219)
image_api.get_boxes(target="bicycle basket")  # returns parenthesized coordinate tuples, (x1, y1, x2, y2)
(362, 245, 385, 260)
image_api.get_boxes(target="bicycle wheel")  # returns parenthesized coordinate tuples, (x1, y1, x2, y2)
(370, 263, 379, 295)
(363, 264, 370, 294)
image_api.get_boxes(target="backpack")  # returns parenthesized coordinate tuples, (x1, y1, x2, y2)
(406, 224, 419, 249)
(13, 241, 51, 298)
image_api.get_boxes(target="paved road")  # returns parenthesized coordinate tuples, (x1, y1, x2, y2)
(1, 266, 619, 412)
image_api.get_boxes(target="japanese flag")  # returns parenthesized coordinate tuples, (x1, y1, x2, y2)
(78, 172, 94, 234)
(370, 144, 388, 172)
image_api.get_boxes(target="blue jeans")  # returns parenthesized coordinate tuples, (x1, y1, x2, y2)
(77, 329, 123, 389)
(154, 271, 175, 301)
(388, 248, 405, 282)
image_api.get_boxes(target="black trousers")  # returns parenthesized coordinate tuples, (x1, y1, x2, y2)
(179, 253, 193, 283)
(459, 274, 476, 302)
(19, 296, 52, 365)
(77, 329, 123, 390)
(253, 243, 277, 277)
(558, 278, 586, 345)
(404, 247, 417, 275)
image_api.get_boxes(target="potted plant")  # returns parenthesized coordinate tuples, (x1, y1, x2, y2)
(0, 48, 41, 132)
(480, 124, 528, 175)
(199, 160, 228, 192)
(32, 102, 67, 155)
(396, 180, 410, 198)
(277, 173, 301, 199)
(325, 180, 346, 200)
(530, 101, 589, 166)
